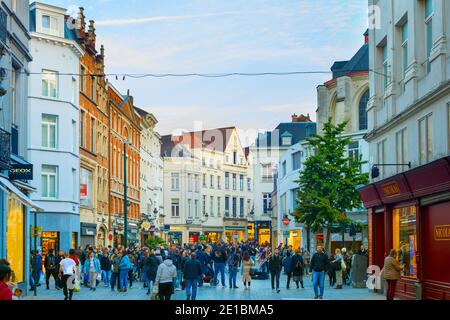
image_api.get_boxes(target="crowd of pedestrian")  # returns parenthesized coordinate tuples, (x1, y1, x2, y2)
(1, 241, 375, 301)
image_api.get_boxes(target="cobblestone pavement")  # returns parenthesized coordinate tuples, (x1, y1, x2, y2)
(24, 274, 385, 301)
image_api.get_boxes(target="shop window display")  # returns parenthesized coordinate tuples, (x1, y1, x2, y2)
(6, 195, 24, 283)
(392, 206, 418, 279)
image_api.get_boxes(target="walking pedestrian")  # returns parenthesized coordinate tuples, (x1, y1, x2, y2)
(242, 251, 254, 290)
(310, 245, 328, 299)
(268, 248, 282, 293)
(59, 251, 76, 301)
(227, 247, 241, 289)
(44, 249, 60, 290)
(291, 249, 305, 289)
(110, 249, 120, 292)
(212, 247, 226, 287)
(382, 249, 402, 300)
(142, 248, 160, 295)
(333, 248, 344, 289)
(30, 250, 42, 291)
(154, 258, 177, 300)
(83, 251, 100, 291)
(282, 251, 293, 289)
(118, 250, 131, 292)
(0, 264, 13, 301)
(183, 253, 202, 300)
(100, 250, 112, 288)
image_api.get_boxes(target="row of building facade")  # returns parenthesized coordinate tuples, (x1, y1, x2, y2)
(0, 2, 163, 292)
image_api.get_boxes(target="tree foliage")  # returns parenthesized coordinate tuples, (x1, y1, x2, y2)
(294, 119, 369, 252)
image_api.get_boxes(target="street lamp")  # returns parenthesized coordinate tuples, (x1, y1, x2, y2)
(123, 139, 131, 248)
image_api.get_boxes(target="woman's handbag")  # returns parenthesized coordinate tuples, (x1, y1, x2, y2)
(150, 284, 159, 300)
(333, 261, 341, 271)
(73, 279, 81, 292)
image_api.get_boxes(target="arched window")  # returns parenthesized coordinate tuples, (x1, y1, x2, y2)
(359, 90, 369, 130)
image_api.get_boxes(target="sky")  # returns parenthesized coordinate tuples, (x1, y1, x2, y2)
(39, 0, 368, 147)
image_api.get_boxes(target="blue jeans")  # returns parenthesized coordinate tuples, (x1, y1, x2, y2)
(229, 266, 238, 287)
(185, 279, 198, 300)
(213, 263, 225, 286)
(119, 270, 129, 290)
(143, 273, 153, 292)
(102, 270, 111, 287)
(110, 272, 119, 290)
(312, 271, 325, 298)
(174, 270, 182, 289)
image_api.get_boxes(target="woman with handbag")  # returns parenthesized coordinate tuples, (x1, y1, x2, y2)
(332, 248, 345, 289)
(241, 251, 254, 290)
(83, 251, 101, 291)
(291, 249, 304, 289)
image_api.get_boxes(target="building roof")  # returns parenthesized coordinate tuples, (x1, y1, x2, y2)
(330, 43, 368, 79)
(256, 122, 316, 148)
(161, 127, 236, 157)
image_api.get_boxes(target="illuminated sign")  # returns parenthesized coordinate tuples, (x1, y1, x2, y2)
(9, 164, 33, 180)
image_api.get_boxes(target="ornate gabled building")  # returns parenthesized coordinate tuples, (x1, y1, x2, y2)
(108, 85, 141, 246)
(73, 8, 110, 247)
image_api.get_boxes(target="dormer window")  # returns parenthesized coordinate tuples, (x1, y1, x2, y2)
(281, 132, 293, 146)
(41, 14, 59, 36)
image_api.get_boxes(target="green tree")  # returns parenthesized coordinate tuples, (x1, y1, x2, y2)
(294, 119, 368, 254)
(145, 236, 166, 248)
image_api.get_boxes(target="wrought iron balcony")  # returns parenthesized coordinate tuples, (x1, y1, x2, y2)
(0, 127, 11, 168)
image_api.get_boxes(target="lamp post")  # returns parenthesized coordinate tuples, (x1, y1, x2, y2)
(123, 140, 130, 248)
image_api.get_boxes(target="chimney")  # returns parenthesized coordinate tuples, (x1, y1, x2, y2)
(292, 114, 312, 123)
(88, 20, 96, 47)
(364, 29, 369, 44)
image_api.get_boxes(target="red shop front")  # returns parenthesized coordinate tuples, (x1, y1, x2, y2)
(359, 156, 450, 300)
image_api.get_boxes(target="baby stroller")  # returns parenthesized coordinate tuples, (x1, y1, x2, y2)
(203, 264, 214, 285)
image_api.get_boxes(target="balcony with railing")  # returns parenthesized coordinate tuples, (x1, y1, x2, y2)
(0, 127, 11, 169)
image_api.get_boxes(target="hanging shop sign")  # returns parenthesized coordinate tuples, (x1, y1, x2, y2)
(9, 164, 33, 180)
(435, 225, 450, 241)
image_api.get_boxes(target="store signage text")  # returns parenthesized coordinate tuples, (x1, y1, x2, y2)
(9, 164, 33, 180)
(382, 181, 401, 197)
(435, 225, 450, 241)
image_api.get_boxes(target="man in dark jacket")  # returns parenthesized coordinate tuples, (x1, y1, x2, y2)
(183, 253, 202, 300)
(100, 251, 112, 288)
(44, 249, 60, 290)
(143, 249, 160, 295)
(30, 250, 42, 291)
(169, 249, 182, 291)
(212, 247, 227, 287)
(309, 245, 329, 299)
(195, 246, 209, 287)
(268, 248, 283, 293)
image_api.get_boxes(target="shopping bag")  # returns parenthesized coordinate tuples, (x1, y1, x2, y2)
(96, 273, 102, 281)
(150, 284, 159, 300)
(73, 279, 81, 293)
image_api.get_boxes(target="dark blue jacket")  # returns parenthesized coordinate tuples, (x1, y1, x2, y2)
(183, 258, 202, 280)
(31, 255, 42, 271)
(282, 256, 293, 274)
(212, 250, 227, 264)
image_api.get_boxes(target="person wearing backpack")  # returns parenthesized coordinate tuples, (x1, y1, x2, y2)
(291, 249, 305, 289)
(44, 249, 60, 290)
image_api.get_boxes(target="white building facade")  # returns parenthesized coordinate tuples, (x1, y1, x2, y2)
(162, 127, 254, 245)
(250, 115, 316, 246)
(136, 107, 164, 240)
(27, 2, 84, 253)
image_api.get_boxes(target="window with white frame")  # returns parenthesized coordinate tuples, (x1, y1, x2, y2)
(239, 175, 244, 191)
(382, 43, 389, 93)
(377, 139, 386, 178)
(225, 172, 229, 189)
(202, 195, 206, 215)
(217, 197, 221, 217)
(171, 173, 180, 190)
(217, 176, 221, 189)
(281, 193, 287, 216)
(90, 117, 95, 153)
(195, 200, 199, 217)
(348, 141, 359, 167)
(42, 70, 58, 98)
(41, 14, 59, 36)
(225, 196, 230, 216)
(401, 21, 409, 77)
(263, 193, 271, 214)
(247, 177, 251, 191)
(188, 199, 192, 217)
(419, 113, 433, 165)
(41, 165, 58, 199)
(240, 198, 244, 217)
(187, 174, 192, 192)
(396, 128, 408, 172)
(292, 151, 301, 171)
(71, 77, 76, 104)
(232, 173, 237, 190)
(41, 114, 57, 149)
(425, 0, 433, 73)
(281, 136, 292, 146)
(171, 199, 180, 217)
(210, 196, 214, 217)
(210, 175, 214, 188)
(282, 161, 287, 177)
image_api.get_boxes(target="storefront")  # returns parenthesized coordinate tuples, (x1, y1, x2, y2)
(359, 156, 450, 300)
(168, 231, 183, 245)
(225, 228, 245, 243)
(0, 175, 43, 292)
(255, 221, 271, 246)
(41, 231, 59, 257)
(247, 222, 255, 241)
(287, 229, 301, 250)
(189, 232, 200, 244)
(96, 225, 108, 248)
(203, 230, 223, 243)
(80, 222, 97, 247)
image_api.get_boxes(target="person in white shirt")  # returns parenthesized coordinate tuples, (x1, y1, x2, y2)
(59, 250, 76, 301)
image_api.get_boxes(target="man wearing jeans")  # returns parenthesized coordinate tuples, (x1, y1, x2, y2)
(100, 251, 112, 288)
(268, 248, 283, 293)
(212, 248, 226, 287)
(309, 245, 329, 300)
(183, 253, 202, 300)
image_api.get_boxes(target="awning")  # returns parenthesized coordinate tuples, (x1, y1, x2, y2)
(0, 176, 44, 212)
